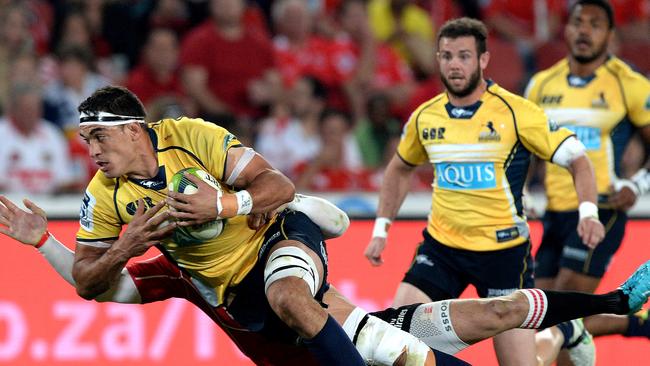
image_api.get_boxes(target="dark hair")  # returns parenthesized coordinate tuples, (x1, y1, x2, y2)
(569, 0, 615, 29)
(319, 108, 351, 127)
(57, 44, 95, 71)
(78, 86, 147, 118)
(437, 17, 488, 54)
(303, 75, 328, 100)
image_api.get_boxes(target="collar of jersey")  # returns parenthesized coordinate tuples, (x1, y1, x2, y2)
(129, 165, 167, 190)
(147, 127, 158, 151)
(126, 127, 165, 190)
(445, 100, 483, 119)
(566, 73, 596, 88)
(443, 79, 493, 119)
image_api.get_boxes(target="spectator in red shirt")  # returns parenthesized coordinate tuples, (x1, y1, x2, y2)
(295, 109, 365, 191)
(180, 0, 282, 123)
(483, 0, 564, 80)
(331, 0, 415, 121)
(272, 0, 337, 88)
(126, 28, 187, 111)
(483, 0, 564, 46)
(609, 0, 650, 42)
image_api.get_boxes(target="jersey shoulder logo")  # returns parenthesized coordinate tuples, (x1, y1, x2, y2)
(222, 133, 236, 151)
(79, 190, 97, 232)
(422, 127, 446, 140)
(540, 95, 563, 105)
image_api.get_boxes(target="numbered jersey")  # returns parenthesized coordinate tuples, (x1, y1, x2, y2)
(526, 57, 650, 211)
(398, 82, 573, 251)
(76, 117, 272, 305)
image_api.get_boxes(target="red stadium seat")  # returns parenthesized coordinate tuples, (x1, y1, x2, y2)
(535, 40, 567, 71)
(485, 38, 526, 94)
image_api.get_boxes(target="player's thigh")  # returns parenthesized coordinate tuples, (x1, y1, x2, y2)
(535, 211, 576, 280)
(401, 231, 468, 302)
(263, 210, 330, 297)
(469, 241, 534, 298)
(557, 209, 626, 280)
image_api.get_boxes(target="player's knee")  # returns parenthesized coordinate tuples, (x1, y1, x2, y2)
(266, 279, 299, 319)
(483, 296, 524, 329)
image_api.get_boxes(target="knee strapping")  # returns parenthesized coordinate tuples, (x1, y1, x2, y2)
(264, 247, 320, 296)
(343, 307, 430, 366)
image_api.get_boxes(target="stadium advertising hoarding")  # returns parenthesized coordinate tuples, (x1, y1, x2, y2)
(1, 220, 648, 365)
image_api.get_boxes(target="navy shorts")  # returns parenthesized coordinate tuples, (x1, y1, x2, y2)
(225, 210, 329, 342)
(403, 230, 534, 300)
(535, 209, 626, 279)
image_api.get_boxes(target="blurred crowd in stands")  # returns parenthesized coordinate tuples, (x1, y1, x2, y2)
(0, 0, 648, 195)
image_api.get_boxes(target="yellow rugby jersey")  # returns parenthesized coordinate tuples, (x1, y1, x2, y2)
(76, 117, 273, 305)
(398, 82, 574, 251)
(526, 57, 650, 211)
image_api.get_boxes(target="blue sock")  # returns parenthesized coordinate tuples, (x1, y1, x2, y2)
(624, 310, 650, 339)
(432, 348, 471, 365)
(303, 315, 365, 366)
(556, 321, 575, 348)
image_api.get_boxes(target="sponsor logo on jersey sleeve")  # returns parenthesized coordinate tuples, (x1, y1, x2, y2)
(79, 190, 97, 232)
(435, 162, 496, 190)
(222, 133, 236, 151)
(564, 125, 601, 150)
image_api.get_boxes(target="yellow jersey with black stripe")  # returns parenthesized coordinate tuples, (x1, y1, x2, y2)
(398, 82, 573, 251)
(526, 57, 650, 211)
(76, 117, 273, 305)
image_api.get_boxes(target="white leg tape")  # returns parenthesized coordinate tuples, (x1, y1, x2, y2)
(342, 307, 368, 339)
(409, 301, 470, 355)
(356, 315, 431, 366)
(264, 246, 320, 296)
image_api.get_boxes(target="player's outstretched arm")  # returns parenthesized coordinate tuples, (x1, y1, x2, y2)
(0, 196, 143, 303)
(365, 154, 417, 266)
(567, 155, 605, 248)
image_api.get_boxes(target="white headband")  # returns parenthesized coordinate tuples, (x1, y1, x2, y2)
(79, 111, 146, 126)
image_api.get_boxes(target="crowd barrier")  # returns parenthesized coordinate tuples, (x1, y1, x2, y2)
(0, 220, 648, 365)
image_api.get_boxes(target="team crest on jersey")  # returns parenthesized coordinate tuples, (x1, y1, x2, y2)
(645, 95, 650, 110)
(548, 119, 559, 131)
(126, 197, 156, 215)
(80, 190, 97, 232)
(591, 92, 609, 109)
(478, 121, 501, 142)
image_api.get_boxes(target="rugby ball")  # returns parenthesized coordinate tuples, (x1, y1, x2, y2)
(168, 167, 225, 245)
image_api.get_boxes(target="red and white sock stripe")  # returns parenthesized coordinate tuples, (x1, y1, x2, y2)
(519, 289, 548, 329)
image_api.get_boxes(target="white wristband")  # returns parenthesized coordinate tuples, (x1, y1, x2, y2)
(235, 190, 253, 215)
(578, 201, 599, 221)
(631, 168, 650, 195)
(372, 217, 392, 238)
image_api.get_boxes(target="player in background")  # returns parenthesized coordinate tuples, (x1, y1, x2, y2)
(364, 17, 606, 366)
(524, 0, 650, 354)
